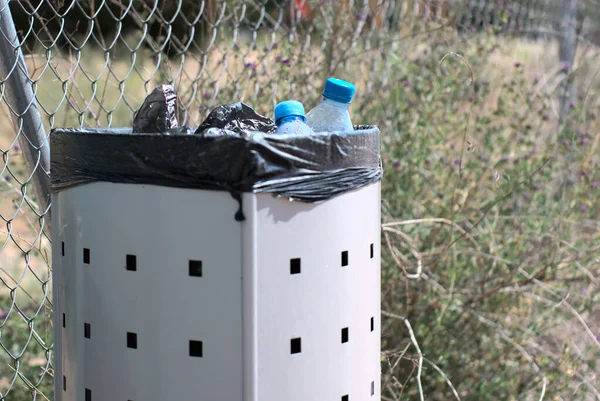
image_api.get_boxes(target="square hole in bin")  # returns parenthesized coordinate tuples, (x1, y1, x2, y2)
(370, 243, 374, 259)
(83, 248, 90, 264)
(371, 381, 375, 396)
(189, 260, 203, 277)
(341, 327, 349, 343)
(62, 313, 66, 328)
(84, 323, 91, 339)
(127, 332, 138, 349)
(342, 395, 349, 401)
(85, 388, 91, 401)
(290, 258, 301, 275)
(126, 254, 137, 271)
(189, 340, 203, 357)
(290, 338, 302, 354)
(63, 375, 66, 391)
(61, 241, 65, 256)
(371, 317, 374, 332)
(341, 251, 349, 266)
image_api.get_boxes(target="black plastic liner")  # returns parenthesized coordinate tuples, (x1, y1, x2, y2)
(50, 125, 382, 204)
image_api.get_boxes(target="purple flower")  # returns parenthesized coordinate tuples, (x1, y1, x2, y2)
(591, 182, 599, 189)
(356, 12, 367, 21)
(467, 95, 474, 102)
(391, 160, 400, 168)
(533, 76, 540, 84)
(453, 158, 461, 166)
(403, 80, 411, 87)
(561, 63, 571, 73)
(480, 79, 489, 86)
(470, 26, 476, 33)
(413, 57, 421, 64)
(533, 183, 542, 190)
(244, 61, 256, 69)
(0, 311, 7, 320)
(523, 192, 531, 200)
(514, 61, 522, 68)
(561, 140, 570, 148)
(203, 92, 212, 100)
(579, 204, 588, 213)
(497, 0, 504, 7)
(281, 58, 291, 66)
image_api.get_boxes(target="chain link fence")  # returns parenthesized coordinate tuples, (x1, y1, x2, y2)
(0, 0, 597, 400)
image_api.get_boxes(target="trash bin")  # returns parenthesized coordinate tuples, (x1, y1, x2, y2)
(50, 125, 382, 401)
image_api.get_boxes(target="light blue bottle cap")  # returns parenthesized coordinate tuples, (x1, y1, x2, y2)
(323, 78, 355, 104)
(274, 100, 306, 123)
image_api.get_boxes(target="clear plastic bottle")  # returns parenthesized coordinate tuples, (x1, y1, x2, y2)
(306, 78, 355, 132)
(274, 100, 314, 135)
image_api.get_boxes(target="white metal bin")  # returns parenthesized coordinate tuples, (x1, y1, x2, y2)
(52, 180, 380, 401)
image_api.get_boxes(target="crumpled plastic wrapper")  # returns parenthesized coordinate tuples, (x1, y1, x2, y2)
(132, 84, 179, 133)
(195, 102, 275, 135)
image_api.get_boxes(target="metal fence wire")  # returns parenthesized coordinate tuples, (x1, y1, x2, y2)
(0, 0, 594, 399)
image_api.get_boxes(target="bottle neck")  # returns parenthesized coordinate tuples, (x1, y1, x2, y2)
(322, 97, 351, 109)
(276, 115, 306, 125)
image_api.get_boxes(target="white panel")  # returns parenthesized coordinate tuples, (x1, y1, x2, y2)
(52, 182, 243, 401)
(247, 183, 381, 401)
(53, 181, 381, 401)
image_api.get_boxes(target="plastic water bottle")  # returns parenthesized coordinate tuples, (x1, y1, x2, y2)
(306, 78, 355, 132)
(274, 100, 314, 135)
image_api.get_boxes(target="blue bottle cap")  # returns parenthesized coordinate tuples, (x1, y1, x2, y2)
(322, 78, 355, 104)
(274, 100, 306, 123)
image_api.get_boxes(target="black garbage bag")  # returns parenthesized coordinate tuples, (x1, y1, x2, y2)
(51, 126, 381, 203)
(195, 102, 275, 135)
(132, 84, 179, 133)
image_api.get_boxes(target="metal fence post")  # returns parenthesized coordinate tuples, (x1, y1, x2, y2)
(0, 0, 51, 219)
(558, 0, 577, 119)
